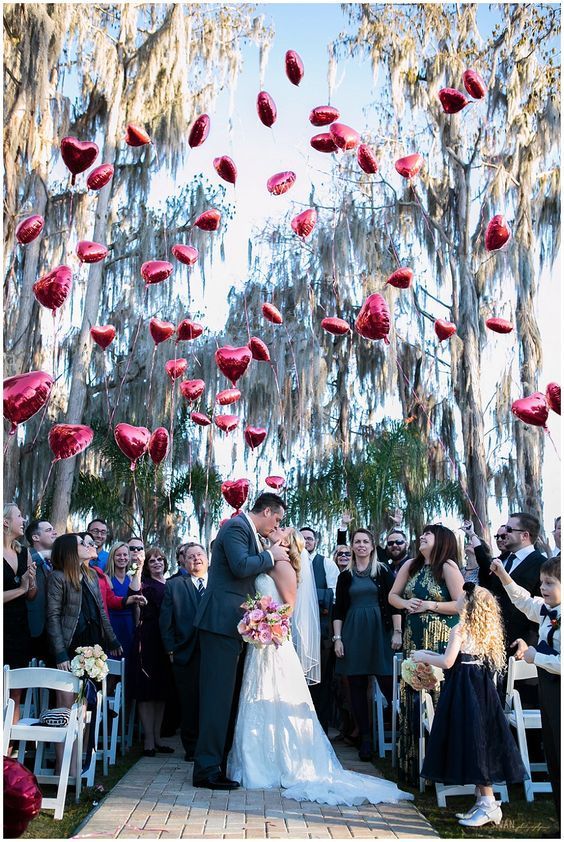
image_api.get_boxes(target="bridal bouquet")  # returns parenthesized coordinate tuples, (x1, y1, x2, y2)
(237, 593, 292, 648)
(71, 645, 109, 683)
(401, 657, 444, 691)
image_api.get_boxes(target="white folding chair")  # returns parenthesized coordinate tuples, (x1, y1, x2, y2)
(4, 666, 85, 820)
(104, 658, 125, 766)
(391, 652, 403, 767)
(4, 697, 15, 754)
(421, 690, 509, 806)
(371, 677, 392, 758)
(504, 657, 550, 802)
(82, 687, 103, 787)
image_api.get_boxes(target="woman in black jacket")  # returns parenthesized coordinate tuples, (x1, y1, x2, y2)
(332, 528, 402, 761)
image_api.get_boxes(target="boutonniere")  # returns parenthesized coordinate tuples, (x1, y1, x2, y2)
(550, 616, 560, 630)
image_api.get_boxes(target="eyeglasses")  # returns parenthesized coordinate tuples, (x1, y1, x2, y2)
(129, 546, 144, 552)
(387, 540, 406, 547)
(336, 552, 351, 557)
(494, 534, 508, 540)
(149, 556, 165, 562)
(89, 528, 107, 535)
(504, 527, 526, 534)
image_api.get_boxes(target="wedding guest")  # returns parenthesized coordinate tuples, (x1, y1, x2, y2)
(551, 516, 561, 559)
(160, 543, 209, 761)
(170, 543, 190, 578)
(105, 542, 143, 661)
(127, 535, 145, 575)
(493, 525, 511, 562)
(333, 528, 402, 761)
(459, 521, 492, 587)
(337, 509, 410, 573)
(25, 518, 56, 663)
(3, 503, 37, 729)
(491, 555, 560, 821)
(412, 583, 526, 828)
(334, 545, 352, 572)
(389, 524, 464, 785)
(130, 546, 174, 756)
(300, 526, 338, 733)
(87, 518, 110, 571)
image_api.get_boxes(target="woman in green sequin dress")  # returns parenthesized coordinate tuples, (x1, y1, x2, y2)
(389, 525, 464, 786)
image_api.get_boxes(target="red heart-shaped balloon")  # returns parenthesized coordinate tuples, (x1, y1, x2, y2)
(222, 478, 250, 509)
(181, 380, 206, 402)
(141, 260, 173, 285)
(309, 105, 340, 126)
(61, 137, 99, 183)
(434, 319, 457, 341)
(114, 422, 151, 469)
(386, 267, 413, 289)
(215, 414, 239, 433)
(176, 319, 203, 342)
(172, 244, 199, 265)
(33, 265, 72, 312)
(48, 423, 94, 462)
(257, 91, 277, 127)
(546, 382, 561, 415)
(329, 123, 360, 151)
(125, 124, 151, 146)
(262, 302, 283, 325)
(485, 317, 513, 334)
(357, 144, 379, 174)
(321, 317, 350, 336)
(462, 69, 487, 100)
(149, 427, 169, 465)
(90, 325, 116, 350)
(285, 50, 304, 86)
(188, 114, 210, 148)
(485, 215, 511, 251)
(291, 209, 317, 239)
(87, 164, 114, 191)
(3, 755, 42, 837)
(216, 388, 241, 406)
(267, 171, 296, 196)
(248, 336, 271, 362)
(213, 156, 237, 185)
(244, 425, 267, 449)
(215, 345, 252, 385)
(149, 318, 175, 345)
(191, 411, 211, 426)
(15, 215, 44, 245)
(438, 88, 470, 114)
(76, 241, 108, 263)
(395, 153, 424, 179)
(511, 393, 549, 428)
(355, 294, 391, 343)
(265, 475, 285, 490)
(194, 209, 221, 231)
(165, 359, 188, 381)
(3, 370, 54, 434)
(310, 133, 338, 153)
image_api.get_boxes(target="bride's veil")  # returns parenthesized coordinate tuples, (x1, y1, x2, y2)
(292, 548, 321, 685)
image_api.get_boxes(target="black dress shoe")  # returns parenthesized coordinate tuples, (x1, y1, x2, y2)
(155, 745, 174, 753)
(143, 748, 156, 757)
(193, 773, 240, 790)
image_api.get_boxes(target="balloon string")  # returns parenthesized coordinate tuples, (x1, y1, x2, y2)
(147, 346, 157, 411)
(545, 428, 561, 462)
(269, 362, 284, 419)
(132, 469, 143, 534)
(392, 345, 486, 533)
(384, 212, 402, 268)
(203, 423, 215, 524)
(35, 460, 56, 516)
(102, 355, 112, 423)
(283, 325, 301, 406)
(409, 182, 434, 239)
(109, 287, 147, 428)
(30, 396, 52, 450)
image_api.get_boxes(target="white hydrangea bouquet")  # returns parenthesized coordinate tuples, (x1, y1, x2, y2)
(71, 645, 109, 702)
(401, 657, 444, 691)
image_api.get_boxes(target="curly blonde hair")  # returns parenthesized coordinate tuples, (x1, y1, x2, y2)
(459, 584, 506, 673)
(285, 529, 303, 584)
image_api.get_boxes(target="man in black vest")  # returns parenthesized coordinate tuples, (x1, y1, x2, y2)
(300, 526, 339, 733)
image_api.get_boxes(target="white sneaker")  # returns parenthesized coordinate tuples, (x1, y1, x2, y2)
(458, 802, 502, 827)
(455, 802, 480, 820)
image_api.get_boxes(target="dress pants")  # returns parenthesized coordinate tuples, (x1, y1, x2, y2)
(309, 636, 335, 732)
(172, 648, 200, 757)
(538, 670, 560, 822)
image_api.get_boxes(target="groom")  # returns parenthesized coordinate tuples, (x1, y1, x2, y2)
(192, 492, 289, 789)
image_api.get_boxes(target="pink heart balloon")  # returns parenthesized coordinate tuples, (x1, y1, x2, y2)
(87, 164, 114, 191)
(262, 302, 283, 325)
(309, 106, 340, 126)
(438, 88, 470, 114)
(329, 123, 360, 151)
(216, 388, 241, 406)
(61, 137, 99, 183)
(213, 156, 237, 185)
(485, 215, 511, 251)
(90, 325, 116, 350)
(511, 393, 549, 428)
(257, 91, 277, 127)
(191, 411, 211, 426)
(244, 425, 267, 449)
(267, 171, 296, 196)
(485, 317, 513, 334)
(222, 478, 250, 510)
(434, 319, 457, 341)
(215, 345, 252, 385)
(265, 475, 285, 490)
(463, 69, 487, 100)
(76, 240, 108, 263)
(194, 209, 221, 231)
(357, 144, 379, 174)
(3, 370, 53, 434)
(355, 294, 391, 343)
(321, 317, 350, 336)
(114, 423, 150, 470)
(149, 318, 175, 345)
(176, 319, 203, 342)
(15, 215, 44, 245)
(141, 260, 173, 285)
(149, 427, 169, 465)
(310, 133, 338, 153)
(395, 153, 424, 179)
(248, 337, 271, 362)
(546, 383, 561, 416)
(386, 267, 413, 289)
(33, 265, 72, 312)
(188, 114, 210, 148)
(49, 424, 94, 462)
(214, 414, 239, 433)
(172, 245, 199, 265)
(125, 124, 151, 147)
(285, 50, 304, 86)
(291, 209, 317, 239)
(180, 380, 206, 402)
(165, 359, 188, 381)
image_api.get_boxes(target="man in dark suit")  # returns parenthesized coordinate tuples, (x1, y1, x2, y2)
(192, 492, 289, 790)
(25, 519, 56, 663)
(160, 543, 209, 762)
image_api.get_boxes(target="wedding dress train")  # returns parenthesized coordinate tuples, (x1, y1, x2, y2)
(228, 573, 413, 806)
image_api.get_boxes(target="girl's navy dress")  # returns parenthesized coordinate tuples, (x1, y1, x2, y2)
(421, 652, 527, 786)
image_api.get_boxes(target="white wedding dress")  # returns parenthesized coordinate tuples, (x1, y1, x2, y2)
(227, 572, 413, 806)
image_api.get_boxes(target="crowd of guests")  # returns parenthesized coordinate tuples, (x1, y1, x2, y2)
(3, 501, 560, 827)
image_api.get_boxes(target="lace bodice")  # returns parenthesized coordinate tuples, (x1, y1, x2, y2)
(255, 572, 281, 603)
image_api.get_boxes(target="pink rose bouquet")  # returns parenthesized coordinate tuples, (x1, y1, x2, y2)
(237, 593, 292, 648)
(401, 657, 444, 691)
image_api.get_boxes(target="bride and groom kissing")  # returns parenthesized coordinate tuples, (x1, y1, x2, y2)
(192, 492, 412, 806)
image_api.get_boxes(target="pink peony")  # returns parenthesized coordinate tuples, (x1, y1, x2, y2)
(249, 608, 264, 623)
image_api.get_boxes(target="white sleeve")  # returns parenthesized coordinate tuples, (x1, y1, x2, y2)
(324, 558, 339, 600)
(503, 581, 543, 624)
(534, 652, 561, 675)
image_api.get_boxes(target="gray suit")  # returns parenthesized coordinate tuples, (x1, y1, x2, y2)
(193, 513, 274, 782)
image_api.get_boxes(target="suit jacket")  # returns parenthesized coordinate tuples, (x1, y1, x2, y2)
(194, 514, 274, 639)
(159, 575, 201, 665)
(478, 548, 544, 648)
(27, 550, 50, 637)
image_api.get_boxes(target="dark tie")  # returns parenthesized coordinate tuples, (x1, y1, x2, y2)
(504, 553, 517, 574)
(540, 604, 559, 647)
(196, 578, 205, 600)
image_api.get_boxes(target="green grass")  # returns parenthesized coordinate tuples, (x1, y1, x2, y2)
(22, 745, 143, 839)
(374, 755, 559, 839)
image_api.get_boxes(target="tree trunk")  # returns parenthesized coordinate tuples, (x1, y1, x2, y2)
(50, 62, 125, 532)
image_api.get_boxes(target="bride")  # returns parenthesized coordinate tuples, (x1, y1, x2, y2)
(228, 527, 412, 806)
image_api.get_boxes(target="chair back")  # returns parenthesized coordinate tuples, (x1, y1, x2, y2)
(506, 656, 538, 706)
(5, 667, 82, 697)
(105, 658, 124, 679)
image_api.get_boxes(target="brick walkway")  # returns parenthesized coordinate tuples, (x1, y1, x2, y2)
(74, 736, 437, 839)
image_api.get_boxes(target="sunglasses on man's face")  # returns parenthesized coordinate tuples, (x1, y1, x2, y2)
(387, 540, 405, 547)
(504, 527, 526, 534)
(129, 546, 144, 552)
(494, 534, 508, 540)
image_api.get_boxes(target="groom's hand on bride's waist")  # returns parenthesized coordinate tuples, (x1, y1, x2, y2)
(270, 542, 290, 563)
